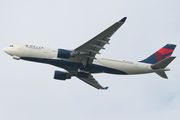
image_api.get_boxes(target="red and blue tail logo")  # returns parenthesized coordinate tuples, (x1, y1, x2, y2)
(140, 44, 176, 64)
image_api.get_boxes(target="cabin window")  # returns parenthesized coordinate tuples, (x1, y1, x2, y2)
(10, 45, 13, 47)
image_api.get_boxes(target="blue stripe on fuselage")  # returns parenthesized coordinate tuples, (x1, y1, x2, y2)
(89, 64, 127, 74)
(21, 57, 127, 75)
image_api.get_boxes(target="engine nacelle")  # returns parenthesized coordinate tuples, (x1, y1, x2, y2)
(54, 71, 71, 80)
(57, 49, 79, 59)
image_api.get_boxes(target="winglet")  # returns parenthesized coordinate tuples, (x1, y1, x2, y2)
(119, 17, 127, 23)
(104, 87, 109, 90)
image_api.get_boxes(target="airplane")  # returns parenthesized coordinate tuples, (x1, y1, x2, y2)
(3, 17, 177, 90)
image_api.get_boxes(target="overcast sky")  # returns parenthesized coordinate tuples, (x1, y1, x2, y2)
(1, 0, 180, 120)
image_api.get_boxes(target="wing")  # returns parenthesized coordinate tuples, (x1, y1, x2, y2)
(74, 17, 127, 64)
(77, 74, 108, 90)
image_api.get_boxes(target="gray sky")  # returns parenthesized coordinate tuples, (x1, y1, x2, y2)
(1, 0, 180, 120)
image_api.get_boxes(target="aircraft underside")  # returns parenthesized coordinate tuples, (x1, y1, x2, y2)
(21, 57, 127, 75)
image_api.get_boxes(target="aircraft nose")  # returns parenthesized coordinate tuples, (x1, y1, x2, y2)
(3, 47, 8, 53)
(3, 47, 11, 55)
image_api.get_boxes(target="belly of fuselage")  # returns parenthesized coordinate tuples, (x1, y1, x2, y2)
(21, 57, 127, 75)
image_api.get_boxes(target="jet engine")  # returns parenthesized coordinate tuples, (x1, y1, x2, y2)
(57, 49, 79, 59)
(54, 71, 71, 80)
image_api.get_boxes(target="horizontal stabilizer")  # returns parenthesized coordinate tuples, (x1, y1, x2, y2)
(155, 71, 168, 79)
(151, 56, 176, 69)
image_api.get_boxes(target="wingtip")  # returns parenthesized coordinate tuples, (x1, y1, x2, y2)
(104, 87, 109, 90)
(119, 17, 127, 23)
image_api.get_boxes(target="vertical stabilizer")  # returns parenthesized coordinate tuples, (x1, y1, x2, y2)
(140, 44, 176, 64)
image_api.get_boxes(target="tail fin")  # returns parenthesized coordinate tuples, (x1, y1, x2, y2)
(140, 44, 176, 64)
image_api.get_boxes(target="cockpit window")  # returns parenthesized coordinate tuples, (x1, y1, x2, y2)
(10, 45, 13, 47)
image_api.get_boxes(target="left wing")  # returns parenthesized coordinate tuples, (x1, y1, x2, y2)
(74, 17, 127, 64)
(77, 74, 108, 90)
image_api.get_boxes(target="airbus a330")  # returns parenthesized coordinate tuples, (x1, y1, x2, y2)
(3, 17, 176, 89)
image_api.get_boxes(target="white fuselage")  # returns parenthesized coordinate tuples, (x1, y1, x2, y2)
(4, 44, 156, 75)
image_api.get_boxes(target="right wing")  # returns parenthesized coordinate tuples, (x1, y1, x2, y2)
(77, 74, 108, 90)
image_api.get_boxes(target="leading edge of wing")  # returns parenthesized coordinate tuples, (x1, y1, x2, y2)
(75, 17, 127, 51)
(77, 74, 108, 90)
